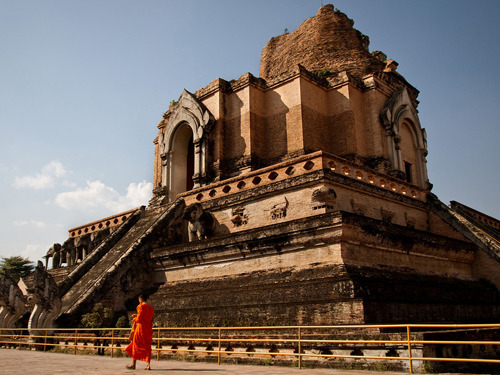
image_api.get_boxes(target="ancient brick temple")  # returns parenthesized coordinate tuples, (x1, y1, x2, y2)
(4, 5, 499, 331)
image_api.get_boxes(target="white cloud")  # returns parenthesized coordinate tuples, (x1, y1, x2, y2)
(33, 221, 46, 228)
(62, 180, 78, 188)
(20, 244, 47, 263)
(55, 180, 152, 213)
(116, 181, 153, 211)
(13, 220, 46, 228)
(55, 180, 120, 210)
(13, 161, 67, 190)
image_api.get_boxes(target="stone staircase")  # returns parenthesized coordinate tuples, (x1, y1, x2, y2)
(428, 193, 500, 259)
(56, 207, 146, 298)
(56, 198, 185, 321)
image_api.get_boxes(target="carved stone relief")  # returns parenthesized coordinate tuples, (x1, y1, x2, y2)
(405, 213, 416, 229)
(311, 186, 336, 211)
(45, 227, 112, 269)
(183, 203, 215, 242)
(26, 261, 61, 335)
(380, 208, 395, 224)
(351, 199, 367, 216)
(269, 197, 289, 220)
(231, 206, 248, 227)
(44, 243, 61, 269)
(0, 272, 29, 328)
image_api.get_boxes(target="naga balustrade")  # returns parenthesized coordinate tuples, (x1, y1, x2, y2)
(1, 324, 499, 373)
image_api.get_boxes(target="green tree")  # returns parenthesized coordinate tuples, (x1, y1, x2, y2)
(81, 303, 114, 328)
(115, 315, 130, 329)
(0, 256, 35, 282)
(81, 303, 114, 356)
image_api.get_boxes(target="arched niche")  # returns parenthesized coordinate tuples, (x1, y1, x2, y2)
(399, 120, 419, 184)
(170, 124, 194, 198)
(380, 87, 429, 189)
(158, 89, 215, 202)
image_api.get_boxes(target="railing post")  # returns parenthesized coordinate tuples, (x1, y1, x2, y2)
(74, 330, 78, 354)
(407, 325, 413, 374)
(18, 329, 22, 350)
(298, 327, 302, 369)
(157, 328, 160, 361)
(44, 329, 48, 352)
(217, 328, 222, 365)
(111, 329, 114, 358)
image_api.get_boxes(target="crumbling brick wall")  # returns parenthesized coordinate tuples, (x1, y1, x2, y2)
(260, 5, 385, 80)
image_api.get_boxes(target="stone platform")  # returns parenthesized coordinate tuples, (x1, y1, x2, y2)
(0, 349, 466, 375)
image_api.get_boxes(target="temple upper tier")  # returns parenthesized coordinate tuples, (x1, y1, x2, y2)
(153, 5, 428, 203)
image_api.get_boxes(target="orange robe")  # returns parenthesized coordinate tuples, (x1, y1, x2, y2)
(126, 302, 154, 362)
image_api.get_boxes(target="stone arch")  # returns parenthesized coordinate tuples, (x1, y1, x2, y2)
(380, 87, 429, 188)
(169, 123, 194, 198)
(159, 90, 215, 202)
(399, 120, 420, 184)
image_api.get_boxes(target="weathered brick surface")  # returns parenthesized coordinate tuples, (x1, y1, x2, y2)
(150, 261, 500, 327)
(149, 203, 493, 326)
(260, 5, 385, 80)
(150, 264, 365, 327)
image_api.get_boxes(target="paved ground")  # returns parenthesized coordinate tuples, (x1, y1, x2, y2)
(0, 349, 469, 375)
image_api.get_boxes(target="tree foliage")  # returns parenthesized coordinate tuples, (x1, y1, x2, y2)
(81, 303, 114, 328)
(0, 256, 35, 282)
(115, 315, 130, 329)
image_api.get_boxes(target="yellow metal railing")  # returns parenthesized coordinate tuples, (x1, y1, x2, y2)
(1, 324, 499, 373)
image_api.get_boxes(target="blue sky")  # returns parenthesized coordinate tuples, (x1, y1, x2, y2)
(1, 0, 499, 264)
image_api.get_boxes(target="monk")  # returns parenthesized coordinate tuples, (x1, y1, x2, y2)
(126, 295, 154, 370)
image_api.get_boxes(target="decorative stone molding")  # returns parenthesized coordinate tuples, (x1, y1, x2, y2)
(69, 207, 141, 238)
(183, 151, 426, 208)
(158, 90, 215, 201)
(380, 87, 429, 189)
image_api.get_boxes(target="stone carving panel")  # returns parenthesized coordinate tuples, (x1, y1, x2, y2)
(351, 199, 367, 216)
(269, 197, 289, 220)
(380, 208, 395, 224)
(311, 186, 336, 211)
(231, 206, 248, 227)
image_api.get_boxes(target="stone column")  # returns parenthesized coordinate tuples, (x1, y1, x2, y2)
(193, 140, 202, 188)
